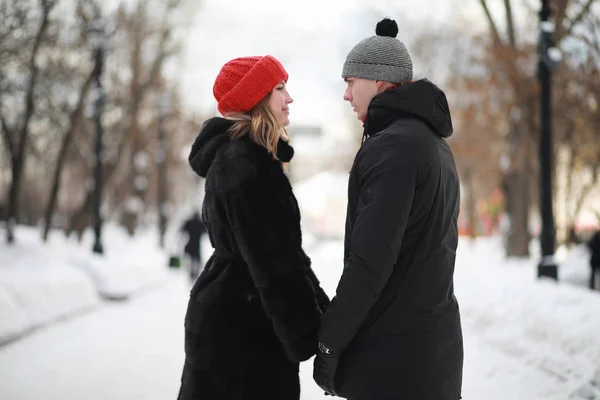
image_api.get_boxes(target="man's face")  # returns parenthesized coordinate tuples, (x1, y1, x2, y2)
(343, 77, 381, 121)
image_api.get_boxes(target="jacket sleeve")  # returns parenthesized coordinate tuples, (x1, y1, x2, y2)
(221, 175, 323, 362)
(302, 255, 331, 315)
(319, 136, 418, 351)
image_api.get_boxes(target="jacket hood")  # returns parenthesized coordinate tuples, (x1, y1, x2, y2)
(188, 117, 295, 177)
(188, 117, 235, 178)
(364, 79, 453, 139)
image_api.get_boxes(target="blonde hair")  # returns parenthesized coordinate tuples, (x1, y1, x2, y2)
(226, 94, 289, 160)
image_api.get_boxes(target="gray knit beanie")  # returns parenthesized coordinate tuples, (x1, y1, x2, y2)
(342, 18, 413, 84)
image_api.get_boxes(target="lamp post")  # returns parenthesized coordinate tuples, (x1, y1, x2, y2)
(537, 0, 562, 279)
(157, 93, 170, 248)
(90, 18, 106, 255)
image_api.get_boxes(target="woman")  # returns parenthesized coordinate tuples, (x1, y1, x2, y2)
(177, 55, 330, 400)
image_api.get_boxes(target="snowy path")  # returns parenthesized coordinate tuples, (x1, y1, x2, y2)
(1, 239, 599, 399)
(463, 329, 571, 400)
(0, 270, 326, 400)
(0, 271, 186, 400)
(0, 270, 569, 400)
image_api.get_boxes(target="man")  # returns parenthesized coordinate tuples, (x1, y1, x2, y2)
(181, 211, 206, 281)
(313, 17, 463, 400)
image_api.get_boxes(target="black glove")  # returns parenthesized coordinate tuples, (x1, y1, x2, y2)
(313, 342, 341, 397)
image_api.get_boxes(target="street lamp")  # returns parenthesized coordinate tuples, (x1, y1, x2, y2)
(157, 93, 170, 248)
(90, 18, 106, 255)
(537, 0, 561, 279)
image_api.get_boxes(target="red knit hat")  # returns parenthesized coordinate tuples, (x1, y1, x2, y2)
(213, 55, 288, 115)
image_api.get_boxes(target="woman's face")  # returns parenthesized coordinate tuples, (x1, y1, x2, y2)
(268, 80, 294, 127)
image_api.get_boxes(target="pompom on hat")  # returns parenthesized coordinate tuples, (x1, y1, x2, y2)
(342, 17, 413, 84)
(213, 55, 288, 115)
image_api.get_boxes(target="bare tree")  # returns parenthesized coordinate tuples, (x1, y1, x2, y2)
(1, 0, 57, 243)
(411, 25, 507, 238)
(476, 0, 599, 256)
(40, 1, 101, 241)
(409, 0, 599, 250)
(64, 0, 196, 239)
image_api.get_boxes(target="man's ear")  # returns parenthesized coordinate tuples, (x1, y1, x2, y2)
(375, 80, 390, 93)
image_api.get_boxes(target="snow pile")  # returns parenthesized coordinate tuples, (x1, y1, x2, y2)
(68, 253, 167, 301)
(0, 270, 189, 400)
(66, 227, 171, 300)
(0, 225, 171, 344)
(0, 229, 100, 345)
(455, 238, 600, 399)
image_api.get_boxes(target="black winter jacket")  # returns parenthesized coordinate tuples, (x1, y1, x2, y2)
(319, 79, 464, 400)
(178, 118, 330, 400)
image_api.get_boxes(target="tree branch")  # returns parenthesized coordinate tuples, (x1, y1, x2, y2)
(0, 115, 14, 157)
(125, 21, 173, 141)
(503, 0, 517, 48)
(559, 0, 597, 42)
(554, 0, 570, 40)
(580, 4, 600, 58)
(17, 0, 54, 160)
(137, 19, 172, 100)
(42, 68, 95, 241)
(480, 0, 504, 45)
(573, 30, 600, 59)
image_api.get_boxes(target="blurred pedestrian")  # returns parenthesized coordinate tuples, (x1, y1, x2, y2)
(180, 211, 206, 281)
(587, 228, 600, 290)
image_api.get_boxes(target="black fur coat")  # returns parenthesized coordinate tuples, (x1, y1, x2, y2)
(177, 118, 330, 400)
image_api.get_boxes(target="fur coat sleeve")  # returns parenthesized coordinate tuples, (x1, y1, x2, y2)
(219, 168, 326, 362)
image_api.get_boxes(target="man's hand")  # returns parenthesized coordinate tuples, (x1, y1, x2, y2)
(313, 342, 341, 397)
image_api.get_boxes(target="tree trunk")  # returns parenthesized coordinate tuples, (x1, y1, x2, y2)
(504, 169, 531, 257)
(42, 134, 69, 241)
(503, 104, 531, 257)
(563, 145, 576, 246)
(4, 0, 53, 244)
(66, 190, 94, 242)
(42, 72, 94, 241)
(6, 156, 24, 243)
(65, 148, 122, 240)
(514, 170, 531, 256)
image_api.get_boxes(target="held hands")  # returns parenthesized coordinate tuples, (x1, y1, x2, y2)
(313, 342, 341, 397)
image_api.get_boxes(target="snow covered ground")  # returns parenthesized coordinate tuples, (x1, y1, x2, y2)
(0, 225, 171, 345)
(451, 238, 600, 400)
(1, 230, 599, 399)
